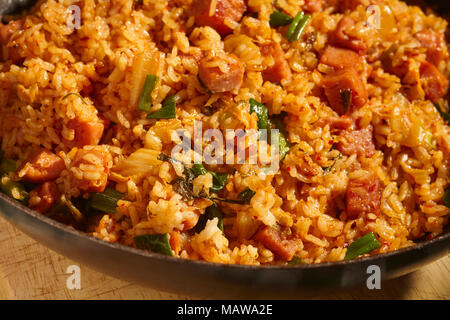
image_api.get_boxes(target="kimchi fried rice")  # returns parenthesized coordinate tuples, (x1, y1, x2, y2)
(0, 0, 449, 265)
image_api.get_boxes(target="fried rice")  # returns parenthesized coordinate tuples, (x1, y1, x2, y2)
(0, 0, 449, 265)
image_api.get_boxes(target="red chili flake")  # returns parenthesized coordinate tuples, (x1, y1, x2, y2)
(329, 140, 334, 145)
(316, 156, 321, 161)
(253, 216, 258, 220)
(286, 166, 291, 172)
(383, 241, 391, 247)
(343, 242, 349, 248)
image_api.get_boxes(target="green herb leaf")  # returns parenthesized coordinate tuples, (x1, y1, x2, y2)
(170, 177, 196, 200)
(208, 197, 247, 204)
(237, 187, 256, 204)
(138, 74, 158, 112)
(340, 89, 352, 113)
(210, 172, 228, 193)
(249, 98, 269, 130)
(344, 232, 381, 260)
(270, 10, 293, 27)
(134, 233, 174, 256)
(147, 94, 176, 119)
(194, 203, 224, 233)
(0, 174, 28, 204)
(190, 163, 228, 193)
(443, 188, 450, 208)
(159, 154, 239, 203)
(157, 153, 180, 164)
(191, 163, 208, 177)
(88, 188, 124, 213)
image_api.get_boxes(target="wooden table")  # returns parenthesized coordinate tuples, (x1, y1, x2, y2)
(0, 216, 448, 300)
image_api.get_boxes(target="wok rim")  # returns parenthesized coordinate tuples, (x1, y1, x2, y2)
(0, 191, 448, 272)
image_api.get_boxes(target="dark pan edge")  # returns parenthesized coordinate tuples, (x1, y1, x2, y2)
(0, 192, 448, 298)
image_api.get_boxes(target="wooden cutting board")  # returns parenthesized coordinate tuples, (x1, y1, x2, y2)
(0, 215, 448, 300)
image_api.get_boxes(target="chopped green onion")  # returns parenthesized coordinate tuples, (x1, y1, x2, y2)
(0, 174, 28, 204)
(134, 233, 174, 256)
(194, 203, 224, 233)
(285, 11, 304, 41)
(249, 100, 291, 160)
(290, 14, 311, 42)
(147, 94, 176, 119)
(340, 89, 352, 113)
(285, 11, 311, 42)
(88, 188, 124, 213)
(0, 157, 16, 175)
(249, 98, 269, 130)
(270, 10, 293, 27)
(344, 232, 381, 260)
(270, 117, 290, 160)
(443, 188, 450, 208)
(237, 187, 256, 204)
(287, 256, 305, 265)
(60, 194, 84, 223)
(138, 74, 158, 112)
(47, 194, 84, 223)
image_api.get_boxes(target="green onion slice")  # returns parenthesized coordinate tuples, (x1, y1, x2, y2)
(285, 11, 304, 41)
(147, 94, 176, 119)
(89, 188, 124, 214)
(344, 232, 381, 260)
(270, 10, 293, 27)
(290, 14, 311, 42)
(138, 74, 158, 112)
(249, 98, 269, 130)
(134, 233, 174, 256)
(269, 117, 290, 160)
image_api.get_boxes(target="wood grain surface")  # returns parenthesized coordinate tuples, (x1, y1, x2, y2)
(0, 216, 448, 300)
